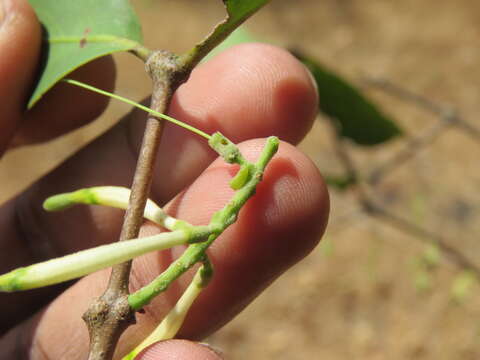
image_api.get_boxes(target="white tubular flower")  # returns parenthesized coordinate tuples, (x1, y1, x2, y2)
(43, 186, 181, 230)
(0, 230, 188, 292)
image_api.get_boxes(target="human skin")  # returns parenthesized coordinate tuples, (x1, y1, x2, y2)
(0, 0, 329, 359)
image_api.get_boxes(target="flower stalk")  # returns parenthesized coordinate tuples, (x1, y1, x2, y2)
(123, 260, 213, 360)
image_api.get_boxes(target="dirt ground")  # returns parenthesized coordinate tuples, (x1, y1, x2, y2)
(1, 1, 480, 359)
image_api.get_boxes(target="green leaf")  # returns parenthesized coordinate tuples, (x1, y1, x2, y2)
(28, 0, 144, 108)
(186, 0, 270, 65)
(229, 164, 251, 190)
(214, 0, 270, 44)
(223, 0, 270, 25)
(203, 26, 258, 62)
(294, 51, 402, 146)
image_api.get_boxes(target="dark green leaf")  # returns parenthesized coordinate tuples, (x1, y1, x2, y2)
(28, 0, 143, 108)
(294, 51, 402, 146)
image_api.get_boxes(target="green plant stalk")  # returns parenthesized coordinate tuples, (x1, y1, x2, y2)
(181, 0, 271, 68)
(128, 135, 279, 310)
(123, 260, 213, 360)
(63, 79, 211, 140)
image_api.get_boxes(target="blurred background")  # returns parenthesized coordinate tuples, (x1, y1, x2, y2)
(2, 1, 480, 359)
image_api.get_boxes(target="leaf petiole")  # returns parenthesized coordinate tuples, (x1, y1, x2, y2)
(63, 79, 211, 140)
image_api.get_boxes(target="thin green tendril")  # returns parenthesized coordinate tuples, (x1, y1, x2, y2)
(63, 79, 211, 140)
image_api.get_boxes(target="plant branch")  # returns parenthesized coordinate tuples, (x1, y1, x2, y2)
(0, 132, 278, 358)
(363, 77, 447, 114)
(330, 123, 480, 277)
(364, 203, 480, 274)
(84, 50, 189, 360)
(363, 77, 480, 184)
(123, 259, 213, 360)
(129, 44, 153, 62)
(128, 135, 279, 310)
(77, 3, 272, 357)
(83, 10, 270, 356)
(180, 1, 270, 68)
(368, 118, 452, 185)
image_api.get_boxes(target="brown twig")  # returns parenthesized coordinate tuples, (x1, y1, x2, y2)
(363, 77, 480, 184)
(367, 118, 452, 185)
(362, 77, 447, 115)
(365, 203, 480, 274)
(363, 78, 449, 184)
(83, 51, 189, 360)
(365, 76, 480, 141)
(329, 123, 480, 276)
(79, 1, 273, 355)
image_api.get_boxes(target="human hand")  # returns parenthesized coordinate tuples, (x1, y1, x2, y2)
(0, 0, 329, 359)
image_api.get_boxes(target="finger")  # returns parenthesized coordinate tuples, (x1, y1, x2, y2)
(129, 42, 319, 201)
(9, 55, 116, 147)
(0, 139, 329, 359)
(0, 0, 41, 154)
(0, 43, 318, 323)
(136, 340, 223, 360)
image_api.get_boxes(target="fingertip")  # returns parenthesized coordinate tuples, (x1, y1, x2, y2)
(137, 340, 223, 360)
(209, 139, 330, 269)
(125, 43, 320, 203)
(165, 138, 329, 338)
(253, 140, 329, 253)
(170, 42, 319, 144)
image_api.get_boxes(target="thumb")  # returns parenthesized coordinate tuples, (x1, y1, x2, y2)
(136, 340, 223, 360)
